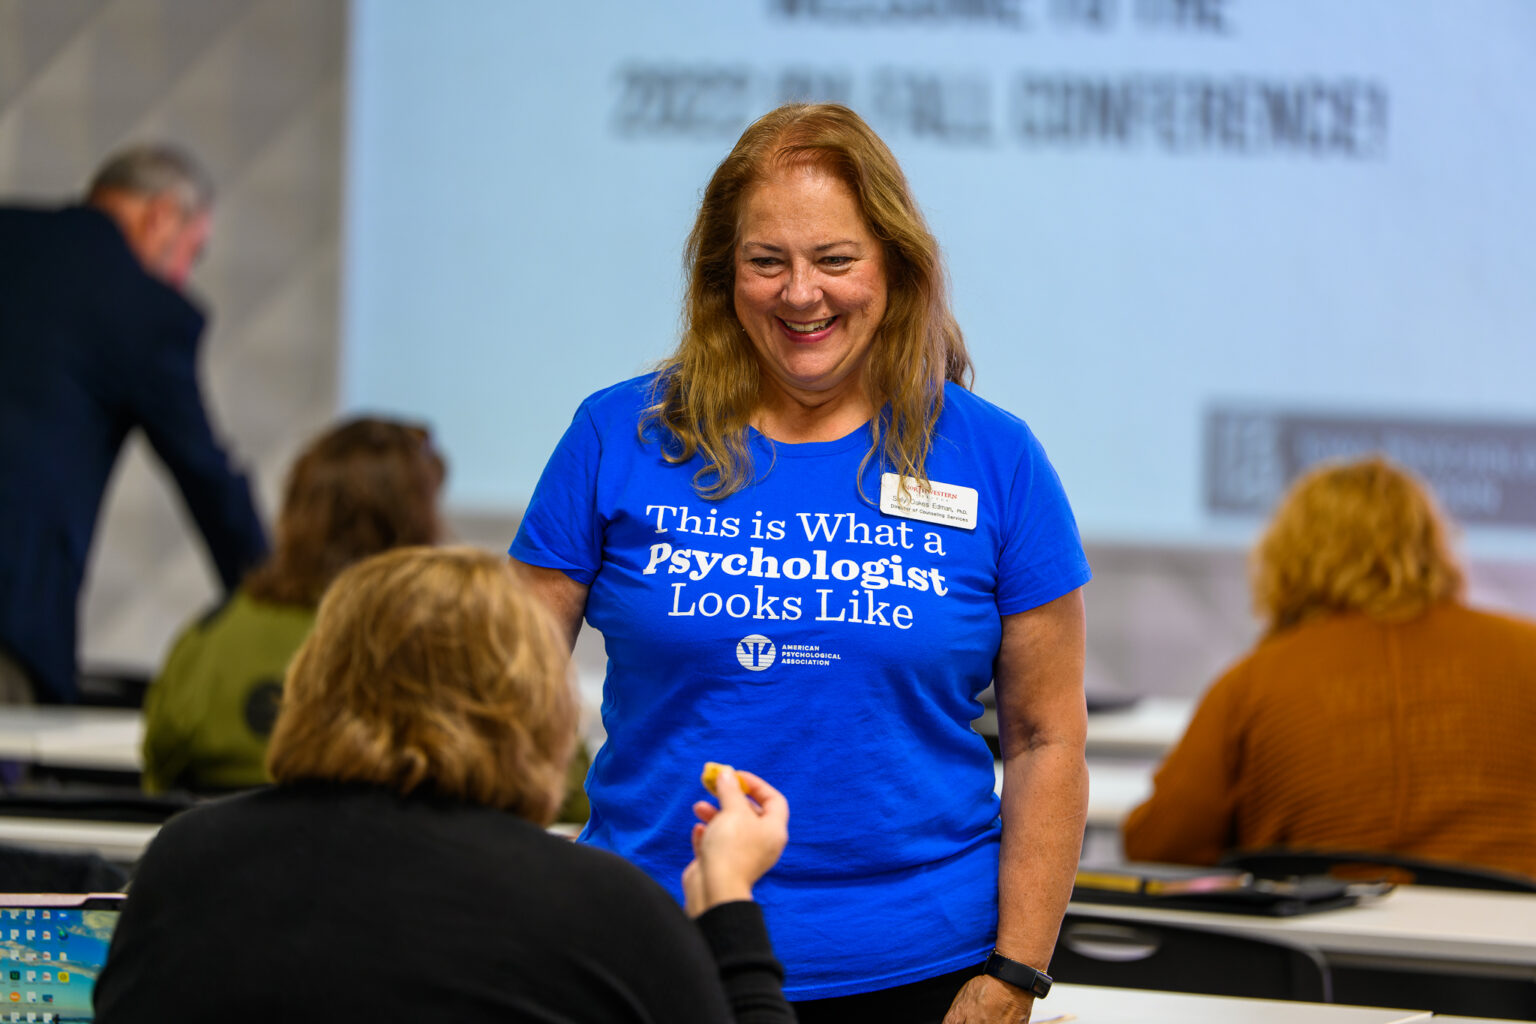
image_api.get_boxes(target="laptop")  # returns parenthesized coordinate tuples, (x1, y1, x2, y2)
(0, 894, 124, 1023)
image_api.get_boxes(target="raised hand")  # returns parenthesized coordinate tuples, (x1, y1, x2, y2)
(682, 764, 789, 917)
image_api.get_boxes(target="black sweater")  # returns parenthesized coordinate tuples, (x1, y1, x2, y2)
(95, 782, 793, 1023)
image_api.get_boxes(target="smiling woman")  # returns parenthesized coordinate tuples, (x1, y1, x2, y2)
(511, 103, 1092, 1022)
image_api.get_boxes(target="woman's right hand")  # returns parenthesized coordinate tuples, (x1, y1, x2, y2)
(681, 765, 789, 918)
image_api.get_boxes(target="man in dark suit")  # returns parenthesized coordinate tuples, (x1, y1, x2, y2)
(0, 145, 269, 703)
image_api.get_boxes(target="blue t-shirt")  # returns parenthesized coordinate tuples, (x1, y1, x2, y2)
(512, 374, 1091, 999)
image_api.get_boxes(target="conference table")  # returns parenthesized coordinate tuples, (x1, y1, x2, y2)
(0, 703, 1166, 863)
(0, 706, 142, 771)
(0, 707, 150, 864)
(1067, 885, 1536, 1018)
(1042, 983, 1429, 1023)
(1067, 884, 1536, 971)
(0, 815, 158, 863)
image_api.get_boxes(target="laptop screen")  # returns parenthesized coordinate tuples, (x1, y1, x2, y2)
(0, 896, 122, 1024)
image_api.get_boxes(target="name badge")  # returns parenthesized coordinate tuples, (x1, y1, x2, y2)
(879, 472, 979, 530)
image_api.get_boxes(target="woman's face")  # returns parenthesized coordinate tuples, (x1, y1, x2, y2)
(733, 164, 887, 408)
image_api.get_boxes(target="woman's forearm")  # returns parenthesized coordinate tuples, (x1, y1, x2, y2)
(995, 740, 1088, 969)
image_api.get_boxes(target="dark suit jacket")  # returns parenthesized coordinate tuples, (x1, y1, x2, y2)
(0, 204, 268, 702)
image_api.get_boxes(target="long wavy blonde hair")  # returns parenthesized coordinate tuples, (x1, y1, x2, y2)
(641, 103, 972, 500)
(1252, 456, 1465, 637)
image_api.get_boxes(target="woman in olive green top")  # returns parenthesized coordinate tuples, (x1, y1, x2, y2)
(142, 417, 447, 795)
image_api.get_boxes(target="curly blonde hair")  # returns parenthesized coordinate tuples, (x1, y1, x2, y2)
(1252, 456, 1465, 636)
(267, 546, 577, 824)
(642, 102, 972, 500)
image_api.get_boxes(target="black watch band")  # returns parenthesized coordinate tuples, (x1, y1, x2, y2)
(982, 950, 1052, 999)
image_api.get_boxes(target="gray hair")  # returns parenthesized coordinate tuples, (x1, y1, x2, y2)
(87, 144, 214, 213)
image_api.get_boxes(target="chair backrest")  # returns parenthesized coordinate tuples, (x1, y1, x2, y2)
(1052, 913, 1333, 1003)
(1222, 847, 1536, 893)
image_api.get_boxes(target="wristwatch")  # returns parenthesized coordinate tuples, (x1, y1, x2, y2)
(982, 950, 1052, 999)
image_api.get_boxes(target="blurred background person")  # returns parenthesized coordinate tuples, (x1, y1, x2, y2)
(0, 143, 267, 704)
(139, 417, 445, 795)
(1123, 456, 1536, 881)
(513, 103, 1089, 1021)
(97, 546, 793, 1024)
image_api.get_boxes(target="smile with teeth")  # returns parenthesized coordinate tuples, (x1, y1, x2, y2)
(780, 315, 838, 334)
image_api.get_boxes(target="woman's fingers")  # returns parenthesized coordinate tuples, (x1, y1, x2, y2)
(732, 769, 788, 822)
(681, 857, 705, 918)
(713, 764, 750, 810)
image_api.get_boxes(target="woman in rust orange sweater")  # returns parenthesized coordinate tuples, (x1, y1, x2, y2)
(1122, 457, 1536, 881)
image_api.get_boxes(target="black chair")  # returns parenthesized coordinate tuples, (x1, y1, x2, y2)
(1051, 913, 1333, 1003)
(1221, 847, 1536, 893)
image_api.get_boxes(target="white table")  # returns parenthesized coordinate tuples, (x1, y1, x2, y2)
(0, 815, 158, 863)
(1043, 983, 1428, 1023)
(1067, 885, 1536, 975)
(1083, 697, 1194, 760)
(0, 707, 142, 771)
(0, 709, 149, 866)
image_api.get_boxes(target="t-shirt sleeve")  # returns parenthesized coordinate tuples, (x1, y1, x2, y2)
(510, 400, 606, 584)
(994, 425, 1092, 615)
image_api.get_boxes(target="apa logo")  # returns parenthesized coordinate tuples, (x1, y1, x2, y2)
(736, 634, 776, 672)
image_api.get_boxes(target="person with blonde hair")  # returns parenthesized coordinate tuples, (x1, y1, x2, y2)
(514, 103, 1091, 1019)
(140, 417, 448, 795)
(96, 547, 794, 1023)
(1123, 456, 1536, 880)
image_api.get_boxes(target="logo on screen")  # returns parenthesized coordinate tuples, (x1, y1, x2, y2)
(736, 635, 776, 672)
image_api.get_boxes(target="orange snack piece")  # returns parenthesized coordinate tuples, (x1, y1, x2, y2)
(701, 761, 750, 796)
